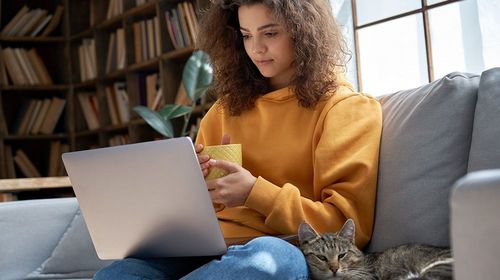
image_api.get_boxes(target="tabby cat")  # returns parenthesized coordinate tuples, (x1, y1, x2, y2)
(298, 219, 453, 280)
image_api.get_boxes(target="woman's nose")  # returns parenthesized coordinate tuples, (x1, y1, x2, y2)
(252, 39, 265, 54)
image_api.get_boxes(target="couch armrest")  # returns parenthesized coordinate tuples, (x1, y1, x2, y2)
(451, 169, 500, 280)
(0, 198, 79, 279)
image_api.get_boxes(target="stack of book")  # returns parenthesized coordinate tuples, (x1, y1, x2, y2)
(106, 0, 124, 20)
(0, 47, 53, 86)
(132, 17, 161, 63)
(78, 92, 100, 131)
(78, 39, 97, 82)
(4, 141, 68, 179)
(104, 82, 130, 126)
(11, 97, 66, 135)
(109, 134, 130, 146)
(165, 1, 200, 49)
(0, 5, 63, 37)
(105, 29, 126, 73)
(138, 73, 164, 111)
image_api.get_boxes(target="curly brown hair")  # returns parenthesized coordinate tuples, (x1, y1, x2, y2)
(197, 0, 349, 116)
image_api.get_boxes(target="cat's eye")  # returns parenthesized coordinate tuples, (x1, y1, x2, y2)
(338, 252, 346, 259)
(317, 255, 328, 262)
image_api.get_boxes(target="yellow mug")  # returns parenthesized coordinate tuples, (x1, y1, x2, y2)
(201, 144, 242, 179)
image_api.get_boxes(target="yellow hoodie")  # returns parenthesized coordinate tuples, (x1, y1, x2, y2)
(195, 81, 382, 248)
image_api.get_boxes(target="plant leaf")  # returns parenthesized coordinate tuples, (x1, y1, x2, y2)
(158, 104, 192, 119)
(182, 50, 213, 102)
(194, 86, 209, 101)
(133, 106, 173, 137)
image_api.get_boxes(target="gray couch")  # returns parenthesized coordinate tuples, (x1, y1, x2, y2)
(1, 68, 499, 280)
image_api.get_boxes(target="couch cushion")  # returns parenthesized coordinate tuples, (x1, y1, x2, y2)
(26, 209, 113, 279)
(468, 67, 500, 172)
(367, 72, 479, 252)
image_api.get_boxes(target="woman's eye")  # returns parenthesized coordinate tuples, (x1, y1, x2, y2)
(241, 34, 250, 40)
(265, 32, 277, 37)
(338, 253, 346, 259)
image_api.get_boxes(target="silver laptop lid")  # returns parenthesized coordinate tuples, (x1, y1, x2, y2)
(62, 137, 227, 259)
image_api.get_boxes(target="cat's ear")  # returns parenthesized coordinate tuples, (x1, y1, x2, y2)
(298, 221, 320, 245)
(339, 219, 355, 243)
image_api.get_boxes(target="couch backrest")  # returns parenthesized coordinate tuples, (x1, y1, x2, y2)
(468, 67, 500, 172)
(367, 72, 480, 252)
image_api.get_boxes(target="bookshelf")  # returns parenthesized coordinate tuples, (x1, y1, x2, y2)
(0, 0, 210, 201)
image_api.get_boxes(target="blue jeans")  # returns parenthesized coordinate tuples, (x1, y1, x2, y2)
(94, 236, 309, 279)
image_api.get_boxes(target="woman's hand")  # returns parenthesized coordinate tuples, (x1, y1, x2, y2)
(195, 144, 211, 177)
(196, 134, 231, 177)
(206, 159, 257, 208)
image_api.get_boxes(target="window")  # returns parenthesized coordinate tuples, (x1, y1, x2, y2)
(348, 0, 500, 96)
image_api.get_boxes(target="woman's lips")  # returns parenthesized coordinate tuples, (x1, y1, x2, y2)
(255, 59, 273, 66)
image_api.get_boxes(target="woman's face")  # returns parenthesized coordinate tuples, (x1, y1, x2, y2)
(238, 3, 296, 90)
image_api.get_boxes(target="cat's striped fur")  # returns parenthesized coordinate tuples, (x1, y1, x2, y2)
(298, 219, 453, 280)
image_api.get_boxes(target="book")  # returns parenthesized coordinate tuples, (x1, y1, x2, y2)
(16, 99, 37, 134)
(57, 144, 70, 176)
(17, 9, 48, 36)
(14, 149, 42, 177)
(0, 47, 10, 85)
(48, 141, 61, 176)
(116, 28, 126, 69)
(25, 99, 43, 133)
(2, 48, 28, 85)
(151, 87, 165, 111)
(12, 48, 37, 85)
(133, 22, 143, 64)
(147, 19, 155, 59)
(26, 48, 53, 85)
(40, 5, 64, 36)
(105, 33, 117, 73)
(175, 81, 191, 105)
(154, 16, 161, 57)
(39, 97, 66, 135)
(165, 11, 179, 49)
(140, 20, 148, 60)
(30, 14, 53, 37)
(146, 73, 158, 108)
(4, 145, 16, 178)
(78, 93, 100, 130)
(6, 9, 35, 36)
(0, 5, 29, 36)
(176, 4, 191, 46)
(31, 98, 51, 134)
(105, 86, 120, 125)
(113, 82, 130, 123)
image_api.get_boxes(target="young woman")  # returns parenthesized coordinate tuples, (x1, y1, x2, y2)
(95, 0, 382, 279)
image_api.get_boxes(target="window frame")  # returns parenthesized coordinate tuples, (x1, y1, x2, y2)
(351, 0, 464, 92)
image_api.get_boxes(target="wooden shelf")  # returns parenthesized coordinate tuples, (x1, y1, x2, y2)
(0, 36, 65, 43)
(69, 29, 94, 41)
(126, 1, 158, 18)
(128, 58, 160, 72)
(4, 133, 69, 141)
(73, 79, 97, 89)
(162, 47, 195, 60)
(0, 85, 69, 91)
(0, 176, 71, 192)
(0, 0, 210, 196)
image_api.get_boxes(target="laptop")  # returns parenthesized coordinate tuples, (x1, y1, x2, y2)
(62, 137, 227, 260)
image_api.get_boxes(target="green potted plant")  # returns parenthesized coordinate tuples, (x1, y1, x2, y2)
(133, 50, 213, 138)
